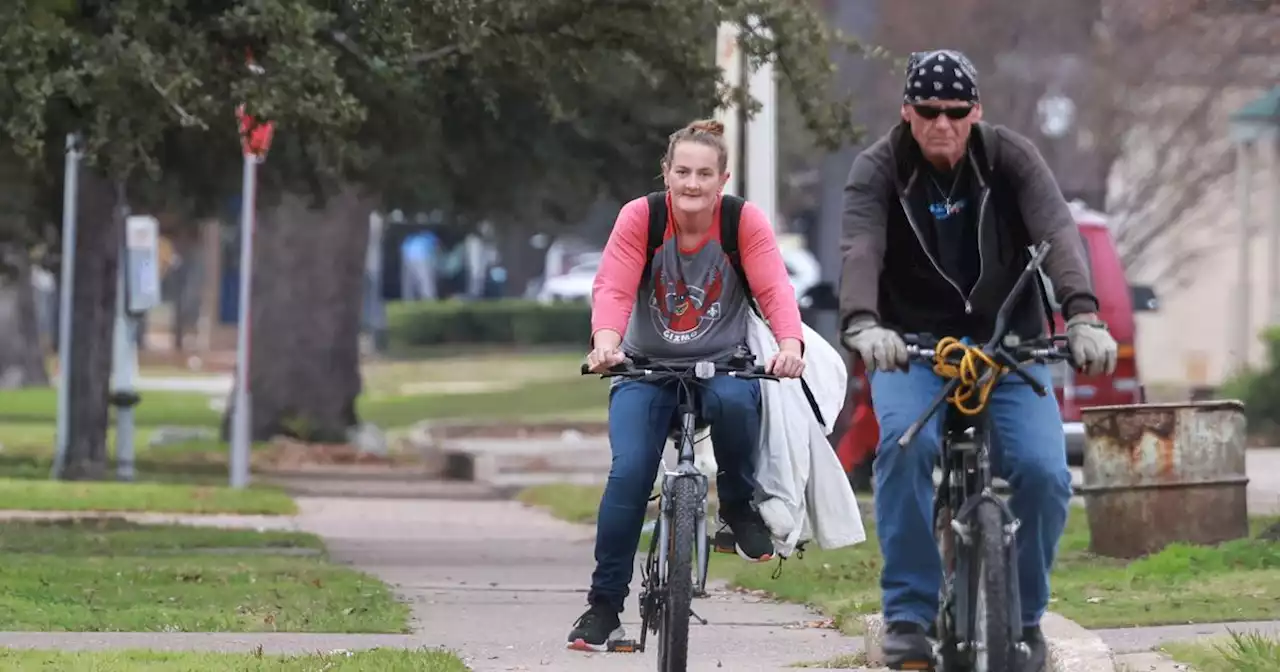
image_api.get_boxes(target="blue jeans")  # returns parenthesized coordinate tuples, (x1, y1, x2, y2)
(587, 376, 762, 612)
(870, 361, 1072, 629)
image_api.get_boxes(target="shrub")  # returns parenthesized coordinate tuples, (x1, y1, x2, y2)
(1220, 327, 1280, 440)
(386, 299, 591, 347)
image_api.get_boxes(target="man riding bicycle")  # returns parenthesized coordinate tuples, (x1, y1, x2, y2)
(569, 118, 808, 652)
(837, 50, 1118, 671)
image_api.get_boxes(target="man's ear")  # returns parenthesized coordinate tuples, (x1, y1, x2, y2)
(900, 104, 911, 124)
(971, 103, 984, 123)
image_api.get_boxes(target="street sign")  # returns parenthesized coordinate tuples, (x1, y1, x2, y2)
(236, 103, 275, 161)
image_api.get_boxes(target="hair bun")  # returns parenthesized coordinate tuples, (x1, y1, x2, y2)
(687, 119, 725, 136)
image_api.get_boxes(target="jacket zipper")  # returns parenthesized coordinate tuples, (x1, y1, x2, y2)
(967, 187, 991, 305)
(898, 171, 972, 314)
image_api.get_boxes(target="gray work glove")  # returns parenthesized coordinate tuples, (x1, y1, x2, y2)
(841, 316, 908, 373)
(1066, 312, 1118, 376)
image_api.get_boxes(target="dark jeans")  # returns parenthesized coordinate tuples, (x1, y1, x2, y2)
(587, 376, 762, 612)
(870, 361, 1072, 628)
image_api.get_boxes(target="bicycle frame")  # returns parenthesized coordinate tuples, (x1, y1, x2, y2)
(656, 387, 713, 601)
(582, 355, 776, 664)
(898, 241, 1071, 670)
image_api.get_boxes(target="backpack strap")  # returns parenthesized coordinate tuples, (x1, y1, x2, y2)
(642, 191, 667, 286)
(717, 194, 762, 317)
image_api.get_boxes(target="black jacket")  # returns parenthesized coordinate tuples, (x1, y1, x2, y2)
(837, 121, 1099, 342)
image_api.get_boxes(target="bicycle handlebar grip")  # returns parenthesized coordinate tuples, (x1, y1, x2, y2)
(580, 363, 591, 375)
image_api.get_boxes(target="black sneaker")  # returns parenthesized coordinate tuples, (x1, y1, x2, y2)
(1018, 625, 1048, 672)
(566, 603, 624, 652)
(719, 501, 775, 562)
(882, 620, 935, 670)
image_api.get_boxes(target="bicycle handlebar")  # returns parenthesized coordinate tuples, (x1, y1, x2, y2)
(895, 240, 1077, 449)
(903, 334, 1072, 365)
(580, 358, 779, 382)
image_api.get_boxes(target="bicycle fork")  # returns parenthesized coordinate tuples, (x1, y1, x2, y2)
(949, 492, 1027, 664)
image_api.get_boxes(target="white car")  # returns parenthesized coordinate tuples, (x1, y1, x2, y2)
(536, 260, 598, 305)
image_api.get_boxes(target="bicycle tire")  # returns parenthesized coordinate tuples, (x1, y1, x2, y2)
(659, 476, 697, 672)
(970, 499, 1013, 672)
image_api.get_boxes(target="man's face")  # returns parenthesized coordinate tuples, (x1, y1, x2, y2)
(902, 100, 982, 164)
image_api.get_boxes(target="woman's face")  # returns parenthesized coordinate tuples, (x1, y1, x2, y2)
(663, 141, 729, 214)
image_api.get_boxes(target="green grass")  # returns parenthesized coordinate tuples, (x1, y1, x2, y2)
(517, 483, 1280, 631)
(0, 518, 411, 633)
(0, 388, 219, 427)
(517, 483, 607, 525)
(1164, 631, 1280, 671)
(359, 377, 605, 427)
(0, 477, 297, 515)
(0, 647, 469, 671)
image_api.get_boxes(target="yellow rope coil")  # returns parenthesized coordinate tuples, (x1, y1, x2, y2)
(931, 337, 1007, 416)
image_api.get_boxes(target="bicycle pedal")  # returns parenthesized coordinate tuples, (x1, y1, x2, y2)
(607, 639, 639, 653)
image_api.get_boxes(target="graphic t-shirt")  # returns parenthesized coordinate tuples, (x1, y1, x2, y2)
(622, 233, 752, 364)
(591, 194, 804, 365)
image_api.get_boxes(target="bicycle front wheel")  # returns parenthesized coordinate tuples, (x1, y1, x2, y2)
(970, 499, 1014, 672)
(658, 476, 697, 672)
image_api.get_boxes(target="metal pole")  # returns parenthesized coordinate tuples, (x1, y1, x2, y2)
(1269, 132, 1280, 326)
(112, 180, 137, 481)
(745, 29, 778, 229)
(112, 243, 137, 481)
(715, 22, 743, 197)
(230, 152, 256, 489)
(52, 133, 80, 480)
(1235, 139, 1253, 373)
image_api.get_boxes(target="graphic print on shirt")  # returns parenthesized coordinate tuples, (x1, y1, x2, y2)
(649, 261, 725, 344)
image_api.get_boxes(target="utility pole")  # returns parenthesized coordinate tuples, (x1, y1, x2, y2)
(52, 133, 82, 480)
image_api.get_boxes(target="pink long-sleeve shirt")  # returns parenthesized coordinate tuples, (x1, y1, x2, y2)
(591, 193, 804, 362)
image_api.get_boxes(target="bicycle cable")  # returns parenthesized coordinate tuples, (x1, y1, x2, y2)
(930, 337, 1007, 416)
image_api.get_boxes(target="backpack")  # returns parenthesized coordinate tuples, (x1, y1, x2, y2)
(641, 191, 759, 314)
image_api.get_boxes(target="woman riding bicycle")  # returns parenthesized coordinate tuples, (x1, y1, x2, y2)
(568, 118, 808, 652)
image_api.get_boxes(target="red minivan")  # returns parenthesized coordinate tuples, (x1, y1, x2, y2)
(830, 201, 1155, 475)
(1048, 202, 1152, 464)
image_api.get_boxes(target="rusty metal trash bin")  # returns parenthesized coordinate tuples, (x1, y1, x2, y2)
(1078, 401, 1250, 559)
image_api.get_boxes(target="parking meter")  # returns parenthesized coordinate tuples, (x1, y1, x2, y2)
(124, 215, 162, 316)
(111, 214, 162, 482)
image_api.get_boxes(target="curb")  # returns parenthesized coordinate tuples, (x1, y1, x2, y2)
(863, 612, 1115, 672)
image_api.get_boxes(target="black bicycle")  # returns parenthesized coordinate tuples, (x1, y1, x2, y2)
(581, 353, 777, 672)
(896, 241, 1072, 672)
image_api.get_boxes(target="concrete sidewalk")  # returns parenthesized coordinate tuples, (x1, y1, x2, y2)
(3, 495, 1278, 671)
(292, 496, 863, 671)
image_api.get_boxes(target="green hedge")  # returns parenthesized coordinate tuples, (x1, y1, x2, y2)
(1221, 326, 1280, 440)
(387, 299, 592, 347)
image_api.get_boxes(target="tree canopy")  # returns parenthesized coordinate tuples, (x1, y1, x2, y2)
(0, 0, 869, 231)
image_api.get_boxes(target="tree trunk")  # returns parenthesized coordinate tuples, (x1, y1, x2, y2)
(62, 172, 121, 481)
(0, 246, 50, 389)
(221, 187, 371, 443)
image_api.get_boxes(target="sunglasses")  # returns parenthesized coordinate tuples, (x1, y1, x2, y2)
(912, 104, 974, 121)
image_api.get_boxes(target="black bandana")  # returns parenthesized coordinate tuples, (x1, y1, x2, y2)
(903, 50, 980, 104)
